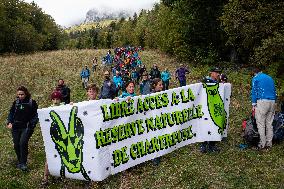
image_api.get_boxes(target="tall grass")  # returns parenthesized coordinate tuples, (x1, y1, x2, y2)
(0, 49, 283, 188)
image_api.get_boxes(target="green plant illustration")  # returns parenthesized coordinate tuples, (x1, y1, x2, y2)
(49, 106, 90, 181)
(203, 83, 227, 134)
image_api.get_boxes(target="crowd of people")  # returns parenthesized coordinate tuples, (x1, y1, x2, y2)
(6, 46, 283, 185)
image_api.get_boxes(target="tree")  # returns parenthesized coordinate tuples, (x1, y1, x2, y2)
(221, 0, 284, 65)
(0, 0, 63, 53)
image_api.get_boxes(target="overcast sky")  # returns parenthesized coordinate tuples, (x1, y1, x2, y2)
(23, 0, 160, 27)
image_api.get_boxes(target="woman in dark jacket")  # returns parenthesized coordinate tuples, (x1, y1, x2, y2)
(7, 86, 38, 171)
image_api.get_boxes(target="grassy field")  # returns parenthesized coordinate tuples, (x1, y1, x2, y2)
(0, 49, 283, 189)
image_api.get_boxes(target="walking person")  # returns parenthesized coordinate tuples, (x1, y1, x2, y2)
(251, 66, 276, 150)
(149, 64, 161, 80)
(7, 86, 38, 171)
(80, 65, 90, 89)
(137, 64, 147, 82)
(92, 57, 98, 73)
(56, 79, 71, 104)
(140, 72, 151, 95)
(113, 71, 123, 96)
(161, 68, 171, 90)
(175, 64, 189, 87)
(99, 70, 117, 99)
(131, 68, 139, 85)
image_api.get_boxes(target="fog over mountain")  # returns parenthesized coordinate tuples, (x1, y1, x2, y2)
(23, 0, 160, 27)
(84, 7, 131, 23)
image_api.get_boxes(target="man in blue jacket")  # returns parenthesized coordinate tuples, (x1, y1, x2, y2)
(251, 66, 276, 150)
(80, 65, 90, 89)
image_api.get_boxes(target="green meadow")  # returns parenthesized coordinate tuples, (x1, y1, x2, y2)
(0, 49, 283, 188)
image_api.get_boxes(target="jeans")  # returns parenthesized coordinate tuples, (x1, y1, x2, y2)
(179, 80, 186, 87)
(163, 80, 169, 91)
(12, 128, 32, 165)
(82, 78, 89, 89)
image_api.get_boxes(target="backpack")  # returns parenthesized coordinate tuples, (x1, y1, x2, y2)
(272, 112, 284, 142)
(242, 112, 284, 146)
(242, 114, 259, 146)
(15, 98, 33, 113)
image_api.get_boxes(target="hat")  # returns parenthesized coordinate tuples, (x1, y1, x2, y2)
(51, 91, 62, 100)
(210, 67, 221, 73)
(220, 73, 228, 82)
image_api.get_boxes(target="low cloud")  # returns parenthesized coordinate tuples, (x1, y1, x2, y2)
(23, 0, 160, 27)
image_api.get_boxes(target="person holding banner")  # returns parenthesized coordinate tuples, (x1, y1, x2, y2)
(43, 90, 64, 185)
(86, 83, 99, 100)
(120, 81, 136, 98)
(151, 78, 164, 165)
(7, 86, 38, 171)
(200, 67, 222, 153)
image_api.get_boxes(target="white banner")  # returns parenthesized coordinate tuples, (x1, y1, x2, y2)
(38, 83, 231, 181)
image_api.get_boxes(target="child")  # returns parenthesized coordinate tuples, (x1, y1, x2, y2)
(43, 91, 63, 185)
(86, 84, 99, 100)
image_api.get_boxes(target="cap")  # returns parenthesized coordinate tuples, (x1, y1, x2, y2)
(210, 67, 221, 73)
(220, 73, 228, 82)
(51, 91, 62, 100)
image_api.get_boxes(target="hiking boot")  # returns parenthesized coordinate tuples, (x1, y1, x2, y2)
(208, 145, 220, 153)
(152, 158, 161, 166)
(200, 144, 207, 153)
(41, 179, 48, 186)
(238, 144, 248, 150)
(20, 164, 28, 171)
(252, 146, 266, 152)
(16, 163, 22, 169)
(265, 146, 272, 151)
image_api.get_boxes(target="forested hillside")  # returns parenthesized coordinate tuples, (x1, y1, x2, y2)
(0, 0, 64, 53)
(63, 0, 283, 73)
(1, 0, 283, 77)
